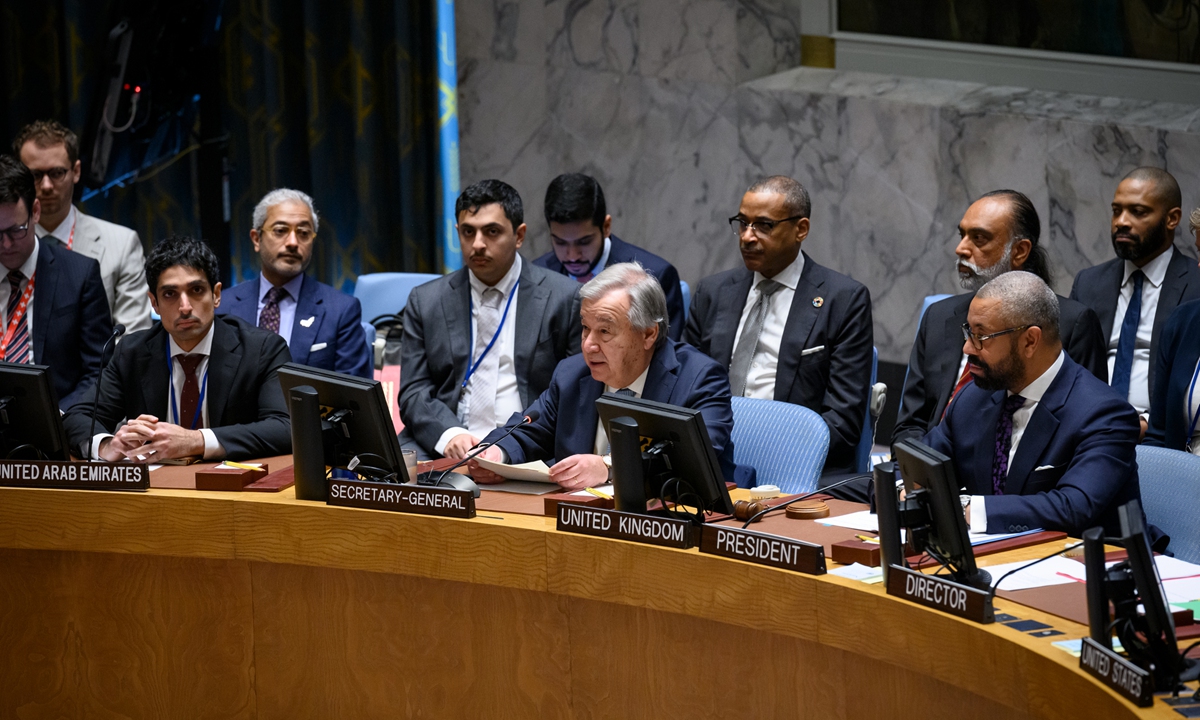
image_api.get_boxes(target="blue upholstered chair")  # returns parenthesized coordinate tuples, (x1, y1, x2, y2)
(730, 396, 829, 494)
(1136, 446, 1200, 564)
(680, 280, 690, 322)
(353, 272, 441, 325)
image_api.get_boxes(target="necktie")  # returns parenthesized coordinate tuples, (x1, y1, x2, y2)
(258, 286, 288, 335)
(574, 272, 594, 283)
(729, 279, 784, 397)
(597, 388, 639, 455)
(177, 354, 205, 430)
(468, 288, 504, 433)
(990, 394, 1026, 495)
(941, 361, 974, 420)
(5, 271, 31, 364)
(1110, 270, 1144, 401)
(614, 387, 636, 398)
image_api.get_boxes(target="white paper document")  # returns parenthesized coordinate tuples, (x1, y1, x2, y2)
(1164, 577, 1200, 605)
(1105, 555, 1200, 582)
(829, 563, 883, 582)
(814, 510, 878, 532)
(982, 556, 1086, 591)
(967, 529, 1042, 546)
(482, 480, 561, 495)
(472, 458, 554, 483)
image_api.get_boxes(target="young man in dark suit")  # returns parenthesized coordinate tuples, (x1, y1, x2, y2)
(684, 175, 873, 477)
(0, 154, 111, 410)
(218, 189, 372, 378)
(63, 236, 292, 462)
(533, 173, 685, 340)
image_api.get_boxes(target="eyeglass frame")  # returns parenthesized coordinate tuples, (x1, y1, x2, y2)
(961, 322, 1036, 351)
(728, 214, 805, 240)
(30, 167, 71, 184)
(0, 221, 31, 244)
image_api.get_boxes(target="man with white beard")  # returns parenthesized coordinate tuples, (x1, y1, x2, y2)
(892, 190, 1107, 446)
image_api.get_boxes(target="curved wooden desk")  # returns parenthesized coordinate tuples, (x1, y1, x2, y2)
(0, 482, 1176, 719)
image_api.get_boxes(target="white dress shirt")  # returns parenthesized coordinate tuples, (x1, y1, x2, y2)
(36, 204, 76, 246)
(256, 271, 305, 346)
(568, 236, 612, 280)
(1, 238, 40, 356)
(1188, 357, 1200, 457)
(435, 255, 524, 454)
(594, 365, 650, 455)
(731, 252, 805, 399)
(1106, 249, 1172, 414)
(969, 351, 1065, 533)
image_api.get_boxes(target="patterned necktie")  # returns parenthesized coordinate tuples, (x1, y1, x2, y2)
(728, 279, 784, 397)
(258, 286, 289, 335)
(5, 271, 31, 364)
(468, 287, 504, 433)
(1110, 270, 1144, 401)
(941, 360, 975, 420)
(177, 354, 205, 429)
(991, 394, 1026, 495)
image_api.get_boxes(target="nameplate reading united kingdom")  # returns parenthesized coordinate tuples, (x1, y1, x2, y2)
(886, 565, 994, 624)
(1078, 637, 1153, 707)
(0, 460, 149, 491)
(699, 525, 826, 575)
(327, 478, 474, 519)
(556, 503, 697, 549)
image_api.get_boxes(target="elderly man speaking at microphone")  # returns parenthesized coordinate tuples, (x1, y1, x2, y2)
(471, 262, 750, 490)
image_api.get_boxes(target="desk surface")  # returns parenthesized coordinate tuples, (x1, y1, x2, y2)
(0, 468, 1184, 719)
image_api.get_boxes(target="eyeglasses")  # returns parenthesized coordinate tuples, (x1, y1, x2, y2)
(0, 221, 30, 243)
(262, 225, 314, 242)
(729, 215, 804, 240)
(31, 167, 70, 184)
(961, 322, 1034, 351)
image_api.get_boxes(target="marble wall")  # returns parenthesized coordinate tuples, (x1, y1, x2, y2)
(456, 0, 1200, 364)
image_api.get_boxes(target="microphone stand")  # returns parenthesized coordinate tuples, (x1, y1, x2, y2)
(88, 324, 126, 461)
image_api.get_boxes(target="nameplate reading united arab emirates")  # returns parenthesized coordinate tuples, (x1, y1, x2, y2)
(886, 565, 994, 624)
(699, 525, 826, 575)
(0, 460, 149, 491)
(1078, 637, 1153, 707)
(556, 503, 697, 549)
(327, 478, 475, 519)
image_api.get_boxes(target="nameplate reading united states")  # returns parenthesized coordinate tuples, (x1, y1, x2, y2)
(327, 478, 475, 519)
(886, 565, 994, 624)
(1078, 637, 1153, 707)
(699, 525, 826, 575)
(0, 460, 149, 491)
(556, 503, 697, 549)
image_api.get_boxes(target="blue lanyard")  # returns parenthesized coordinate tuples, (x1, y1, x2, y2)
(1187, 359, 1200, 449)
(166, 334, 209, 430)
(461, 278, 518, 389)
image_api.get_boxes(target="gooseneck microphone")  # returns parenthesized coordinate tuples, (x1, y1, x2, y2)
(419, 410, 541, 490)
(88, 324, 126, 460)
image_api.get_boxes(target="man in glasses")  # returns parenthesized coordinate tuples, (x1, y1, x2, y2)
(0, 154, 112, 409)
(217, 189, 371, 378)
(922, 271, 1145, 539)
(893, 190, 1107, 447)
(13, 120, 151, 333)
(685, 175, 873, 478)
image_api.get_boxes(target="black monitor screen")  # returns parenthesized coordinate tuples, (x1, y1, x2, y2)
(0, 362, 71, 460)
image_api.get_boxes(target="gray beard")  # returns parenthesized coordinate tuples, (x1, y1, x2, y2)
(958, 244, 1014, 292)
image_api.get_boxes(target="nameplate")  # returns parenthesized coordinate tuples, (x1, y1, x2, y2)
(1079, 637, 1153, 707)
(556, 503, 697, 549)
(886, 565, 994, 624)
(699, 525, 826, 575)
(0, 460, 149, 491)
(327, 478, 474, 519)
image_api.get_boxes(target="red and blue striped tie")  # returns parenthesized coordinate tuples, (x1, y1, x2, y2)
(6, 270, 31, 364)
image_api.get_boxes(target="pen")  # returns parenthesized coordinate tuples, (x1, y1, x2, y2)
(855, 534, 880, 544)
(223, 461, 261, 471)
(585, 487, 607, 498)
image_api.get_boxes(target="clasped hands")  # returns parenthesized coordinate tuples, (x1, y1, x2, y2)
(98, 414, 205, 462)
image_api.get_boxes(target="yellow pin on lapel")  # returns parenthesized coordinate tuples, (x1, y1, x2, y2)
(812, 297, 824, 308)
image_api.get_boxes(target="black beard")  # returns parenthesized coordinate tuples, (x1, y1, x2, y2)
(970, 351, 1024, 393)
(1112, 215, 1170, 263)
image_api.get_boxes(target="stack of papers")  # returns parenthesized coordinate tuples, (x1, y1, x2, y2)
(982, 556, 1087, 591)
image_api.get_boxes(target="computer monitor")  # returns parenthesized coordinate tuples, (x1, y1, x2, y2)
(277, 363, 404, 480)
(595, 394, 735, 518)
(893, 439, 989, 590)
(0, 362, 72, 461)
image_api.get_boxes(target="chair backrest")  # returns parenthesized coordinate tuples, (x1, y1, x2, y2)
(855, 347, 879, 473)
(919, 294, 953, 327)
(353, 272, 441, 325)
(730, 396, 829, 494)
(680, 280, 691, 322)
(1136, 446, 1200, 564)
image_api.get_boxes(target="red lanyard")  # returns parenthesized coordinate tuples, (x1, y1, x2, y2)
(0, 271, 36, 360)
(64, 216, 75, 250)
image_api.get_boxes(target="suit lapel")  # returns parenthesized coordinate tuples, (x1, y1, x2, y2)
(1005, 364, 1071, 495)
(71, 211, 105, 264)
(934, 295, 971, 409)
(225, 277, 260, 324)
(967, 391, 1005, 495)
(1096, 261, 1123, 339)
(579, 372, 606, 449)
(710, 270, 754, 366)
(514, 261, 548, 403)
(31, 241, 57, 364)
(137, 326, 171, 418)
(642, 342, 680, 403)
(442, 269, 472, 381)
(289, 275, 324, 363)
(774, 256, 823, 401)
(205, 319, 242, 427)
(1150, 248, 1192, 391)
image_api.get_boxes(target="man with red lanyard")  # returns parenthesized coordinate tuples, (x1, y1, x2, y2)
(0, 154, 111, 409)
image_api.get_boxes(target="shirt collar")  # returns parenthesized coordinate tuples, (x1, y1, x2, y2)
(469, 253, 522, 296)
(753, 251, 804, 291)
(15, 238, 39, 279)
(1010, 350, 1064, 403)
(259, 271, 305, 303)
(606, 363, 650, 397)
(168, 319, 216, 359)
(1123, 247, 1172, 289)
(572, 236, 612, 280)
(36, 204, 76, 242)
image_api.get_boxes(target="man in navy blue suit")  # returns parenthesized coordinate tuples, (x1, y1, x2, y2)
(0, 154, 111, 409)
(923, 271, 1144, 539)
(472, 262, 746, 490)
(219, 189, 371, 378)
(533, 173, 685, 341)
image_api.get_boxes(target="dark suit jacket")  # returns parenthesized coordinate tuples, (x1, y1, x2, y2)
(923, 354, 1142, 537)
(1146, 299, 1200, 451)
(398, 259, 582, 456)
(893, 291, 1108, 445)
(30, 239, 113, 409)
(63, 315, 292, 460)
(683, 252, 873, 474)
(482, 338, 749, 487)
(534, 234, 686, 341)
(1069, 246, 1200, 397)
(218, 274, 372, 378)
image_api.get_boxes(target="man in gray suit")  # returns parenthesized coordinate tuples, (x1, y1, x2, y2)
(399, 179, 582, 460)
(14, 120, 152, 332)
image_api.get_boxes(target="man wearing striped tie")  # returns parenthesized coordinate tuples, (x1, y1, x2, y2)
(0, 154, 111, 409)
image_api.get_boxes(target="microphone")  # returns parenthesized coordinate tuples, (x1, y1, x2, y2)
(418, 410, 541, 491)
(88, 324, 126, 460)
(741, 473, 868, 528)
